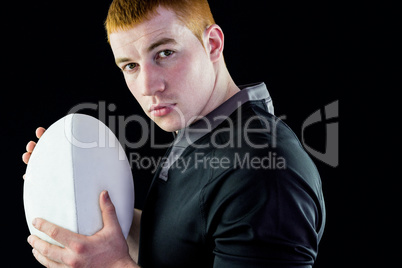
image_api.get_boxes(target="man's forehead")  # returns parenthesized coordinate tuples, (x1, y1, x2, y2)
(111, 27, 175, 50)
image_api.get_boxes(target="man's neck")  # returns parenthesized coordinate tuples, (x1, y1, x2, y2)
(175, 59, 240, 134)
(201, 60, 240, 118)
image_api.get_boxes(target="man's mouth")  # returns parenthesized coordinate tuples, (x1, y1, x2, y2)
(149, 103, 177, 117)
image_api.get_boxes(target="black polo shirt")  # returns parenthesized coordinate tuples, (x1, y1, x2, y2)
(138, 83, 326, 268)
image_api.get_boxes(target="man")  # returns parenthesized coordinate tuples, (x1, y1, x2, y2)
(23, 0, 325, 267)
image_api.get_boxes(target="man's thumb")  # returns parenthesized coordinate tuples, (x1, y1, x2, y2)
(100, 190, 121, 231)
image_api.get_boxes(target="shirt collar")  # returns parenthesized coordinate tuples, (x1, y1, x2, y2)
(174, 82, 274, 148)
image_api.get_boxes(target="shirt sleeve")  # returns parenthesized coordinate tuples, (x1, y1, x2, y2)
(202, 149, 325, 268)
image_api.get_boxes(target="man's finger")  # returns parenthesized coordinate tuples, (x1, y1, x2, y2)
(32, 248, 51, 267)
(32, 248, 65, 268)
(100, 191, 121, 232)
(26, 141, 37, 153)
(29, 235, 65, 264)
(22, 152, 31, 164)
(32, 218, 79, 249)
(36, 127, 46, 139)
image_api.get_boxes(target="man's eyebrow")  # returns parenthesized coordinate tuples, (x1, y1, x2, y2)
(115, 38, 177, 66)
(147, 37, 177, 52)
(115, 57, 131, 66)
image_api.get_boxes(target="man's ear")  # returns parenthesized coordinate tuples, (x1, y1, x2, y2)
(204, 24, 224, 63)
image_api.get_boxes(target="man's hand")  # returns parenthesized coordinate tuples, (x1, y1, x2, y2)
(22, 127, 45, 167)
(27, 190, 138, 268)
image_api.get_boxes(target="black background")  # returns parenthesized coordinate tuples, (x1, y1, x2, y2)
(1, 1, 356, 267)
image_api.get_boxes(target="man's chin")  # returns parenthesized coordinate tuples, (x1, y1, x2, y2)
(152, 118, 183, 133)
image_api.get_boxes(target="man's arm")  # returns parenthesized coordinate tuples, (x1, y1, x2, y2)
(127, 208, 142, 263)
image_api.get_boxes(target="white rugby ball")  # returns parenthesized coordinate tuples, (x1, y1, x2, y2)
(24, 114, 134, 247)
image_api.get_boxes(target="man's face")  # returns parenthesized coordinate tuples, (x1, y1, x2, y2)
(110, 7, 217, 132)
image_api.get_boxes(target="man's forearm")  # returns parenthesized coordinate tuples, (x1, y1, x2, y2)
(127, 209, 142, 263)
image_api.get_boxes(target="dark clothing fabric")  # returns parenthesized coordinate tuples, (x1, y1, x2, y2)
(138, 83, 325, 268)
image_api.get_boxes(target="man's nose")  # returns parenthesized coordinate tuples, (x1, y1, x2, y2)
(140, 63, 165, 96)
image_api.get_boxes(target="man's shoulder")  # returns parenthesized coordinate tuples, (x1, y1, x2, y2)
(210, 100, 302, 154)
(203, 101, 322, 197)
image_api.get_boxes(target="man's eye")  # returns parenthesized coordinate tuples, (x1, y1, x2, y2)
(123, 63, 138, 72)
(157, 50, 174, 59)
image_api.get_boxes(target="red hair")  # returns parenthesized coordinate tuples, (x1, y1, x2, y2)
(105, 0, 215, 44)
